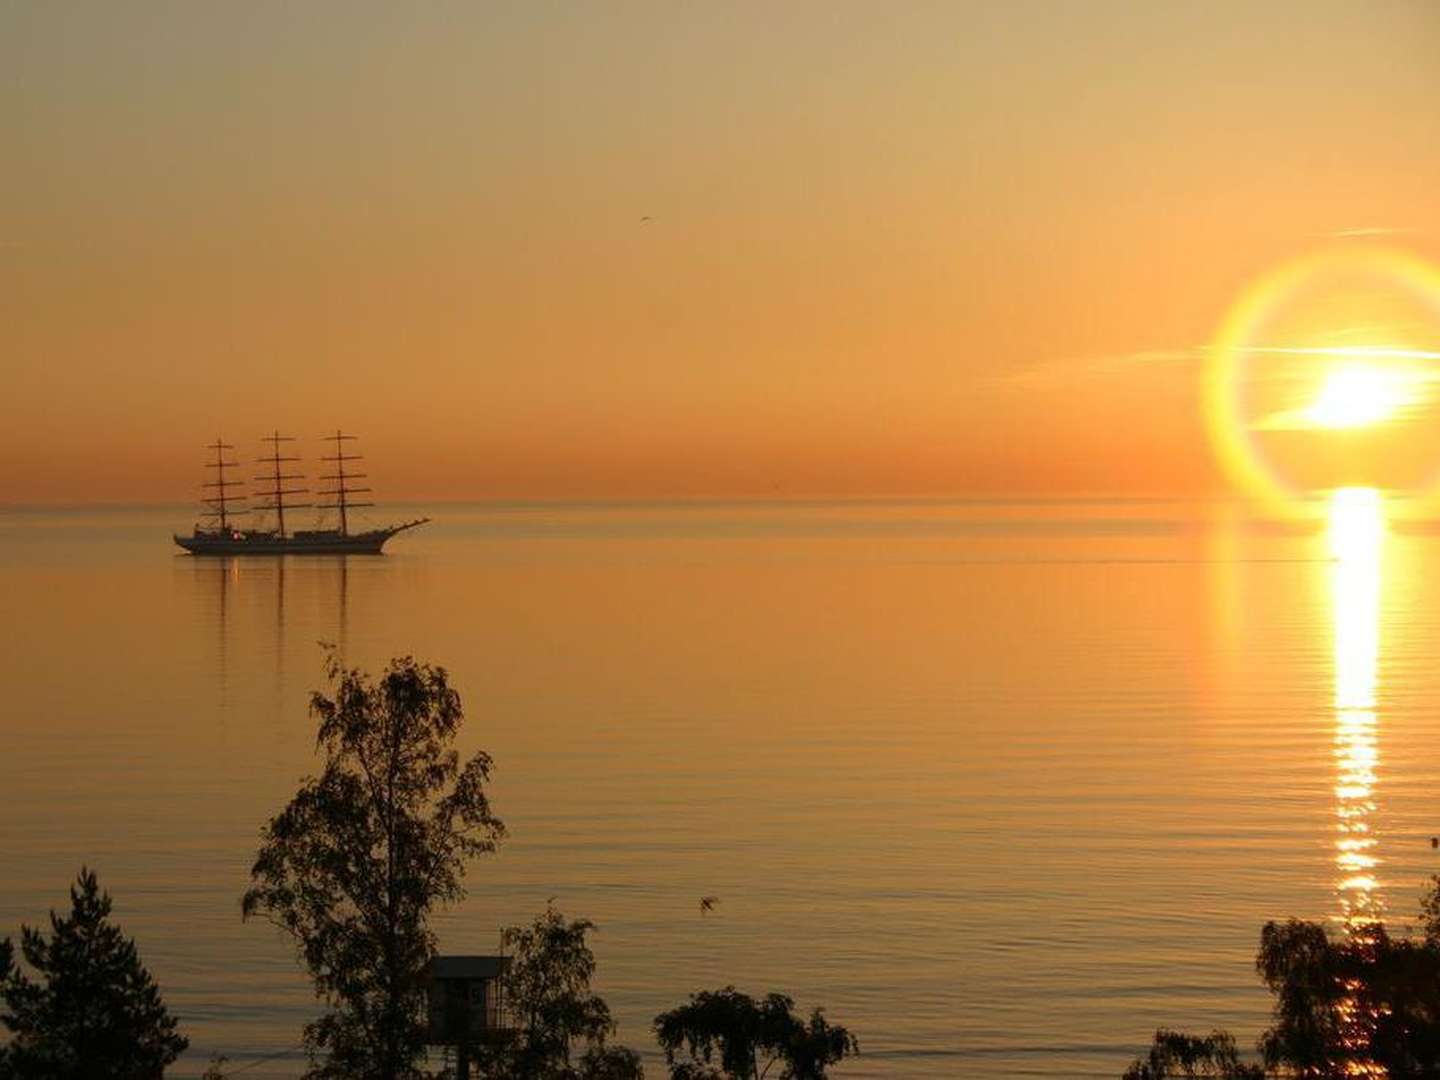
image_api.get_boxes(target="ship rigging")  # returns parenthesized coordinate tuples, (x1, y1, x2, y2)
(174, 431, 427, 555)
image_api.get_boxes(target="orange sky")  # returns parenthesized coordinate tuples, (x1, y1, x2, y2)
(3, 2, 1439, 503)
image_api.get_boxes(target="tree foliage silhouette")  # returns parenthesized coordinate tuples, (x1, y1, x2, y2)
(1121, 1030, 1262, 1079)
(654, 987, 857, 1080)
(1255, 918, 1440, 1077)
(0, 868, 187, 1080)
(472, 907, 641, 1080)
(242, 653, 504, 1080)
(1124, 875, 1440, 1078)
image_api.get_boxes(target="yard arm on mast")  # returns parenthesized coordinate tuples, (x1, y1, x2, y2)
(253, 430, 311, 539)
(316, 429, 373, 537)
(201, 438, 247, 532)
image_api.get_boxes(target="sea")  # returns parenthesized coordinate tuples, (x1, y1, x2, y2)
(4, 496, 1440, 1078)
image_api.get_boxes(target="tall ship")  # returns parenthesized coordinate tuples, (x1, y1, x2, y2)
(174, 430, 429, 555)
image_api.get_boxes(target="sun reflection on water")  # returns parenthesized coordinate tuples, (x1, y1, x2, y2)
(1330, 487, 1383, 932)
(1329, 487, 1389, 1076)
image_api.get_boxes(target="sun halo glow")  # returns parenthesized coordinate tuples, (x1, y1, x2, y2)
(1203, 246, 1440, 512)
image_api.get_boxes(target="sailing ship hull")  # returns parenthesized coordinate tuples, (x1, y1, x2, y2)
(174, 522, 426, 556)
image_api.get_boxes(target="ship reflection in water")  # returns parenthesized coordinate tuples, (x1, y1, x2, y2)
(200, 553, 356, 695)
(1329, 487, 1387, 1075)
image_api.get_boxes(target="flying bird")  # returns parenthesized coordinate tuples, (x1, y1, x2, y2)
(640, 215, 653, 224)
(700, 896, 719, 915)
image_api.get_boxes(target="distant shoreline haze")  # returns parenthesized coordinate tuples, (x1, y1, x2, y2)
(0, 490, 1241, 511)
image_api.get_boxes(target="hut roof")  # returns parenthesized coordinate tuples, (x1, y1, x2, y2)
(427, 955, 509, 980)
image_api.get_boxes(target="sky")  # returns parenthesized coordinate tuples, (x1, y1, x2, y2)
(3, 1, 1440, 503)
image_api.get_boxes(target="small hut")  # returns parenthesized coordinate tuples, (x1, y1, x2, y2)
(424, 954, 511, 1047)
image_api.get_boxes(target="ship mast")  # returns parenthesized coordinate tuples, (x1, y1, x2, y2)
(201, 438, 246, 531)
(254, 431, 310, 539)
(316, 429, 373, 537)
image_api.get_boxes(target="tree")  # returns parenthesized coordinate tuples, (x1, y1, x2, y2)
(654, 987, 857, 1080)
(1122, 875, 1440, 1079)
(575, 1046, 646, 1080)
(1253, 918, 1351, 1076)
(1255, 919, 1440, 1078)
(1122, 1030, 1263, 1079)
(0, 939, 10, 1078)
(242, 653, 505, 1080)
(472, 907, 642, 1080)
(0, 868, 188, 1079)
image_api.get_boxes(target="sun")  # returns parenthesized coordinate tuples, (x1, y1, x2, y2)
(1203, 246, 1440, 510)
(1303, 365, 1413, 430)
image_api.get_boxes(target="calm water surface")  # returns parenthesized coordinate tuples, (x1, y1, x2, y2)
(4, 497, 1440, 1077)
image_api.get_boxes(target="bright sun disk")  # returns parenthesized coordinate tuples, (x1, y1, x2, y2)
(1304, 366, 1412, 429)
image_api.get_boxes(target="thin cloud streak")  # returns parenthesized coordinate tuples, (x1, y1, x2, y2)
(1323, 226, 1418, 239)
(1241, 345, 1440, 361)
(1250, 403, 1432, 432)
(1004, 341, 1440, 396)
(1001, 347, 1204, 389)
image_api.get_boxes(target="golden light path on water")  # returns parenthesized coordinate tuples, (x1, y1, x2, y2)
(1329, 487, 1386, 1075)
(1331, 487, 1383, 928)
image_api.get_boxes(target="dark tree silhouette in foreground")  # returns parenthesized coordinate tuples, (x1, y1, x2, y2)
(654, 987, 857, 1080)
(471, 907, 642, 1080)
(1121, 1030, 1262, 1079)
(1254, 919, 1440, 1076)
(0, 868, 187, 1080)
(243, 653, 504, 1080)
(1124, 875, 1440, 1078)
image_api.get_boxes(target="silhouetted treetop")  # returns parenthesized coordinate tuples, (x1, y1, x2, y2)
(1124, 873, 1440, 1078)
(654, 987, 857, 1080)
(0, 868, 187, 1080)
(243, 652, 504, 1080)
(472, 906, 640, 1080)
(1122, 1030, 1263, 1079)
